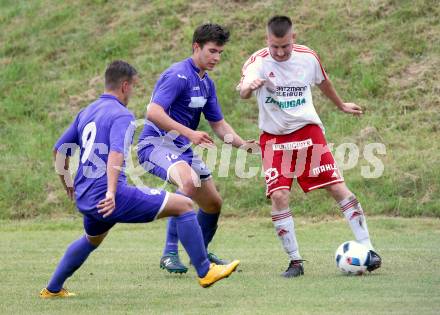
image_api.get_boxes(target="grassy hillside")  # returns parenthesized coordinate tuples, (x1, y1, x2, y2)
(0, 0, 439, 219)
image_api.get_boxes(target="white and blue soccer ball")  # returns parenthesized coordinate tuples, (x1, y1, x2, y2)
(335, 241, 370, 275)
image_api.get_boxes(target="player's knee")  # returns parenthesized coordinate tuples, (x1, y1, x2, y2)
(86, 232, 108, 247)
(205, 196, 222, 213)
(183, 197, 195, 212)
(175, 195, 195, 215)
(159, 194, 195, 219)
(325, 182, 352, 201)
(214, 196, 223, 211)
(180, 179, 198, 198)
(271, 190, 290, 208)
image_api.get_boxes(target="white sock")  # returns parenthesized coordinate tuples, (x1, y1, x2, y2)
(339, 195, 374, 250)
(271, 208, 301, 260)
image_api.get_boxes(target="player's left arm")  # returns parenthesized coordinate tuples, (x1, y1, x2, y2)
(209, 119, 246, 148)
(317, 79, 363, 115)
(209, 119, 260, 153)
(205, 81, 259, 152)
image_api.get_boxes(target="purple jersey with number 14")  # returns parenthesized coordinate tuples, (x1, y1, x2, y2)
(54, 94, 135, 212)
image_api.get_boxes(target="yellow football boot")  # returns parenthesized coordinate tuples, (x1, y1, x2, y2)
(40, 288, 76, 298)
(198, 260, 240, 288)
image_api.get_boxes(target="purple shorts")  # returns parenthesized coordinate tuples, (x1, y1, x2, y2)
(82, 185, 169, 236)
(137, 137, 211, 182)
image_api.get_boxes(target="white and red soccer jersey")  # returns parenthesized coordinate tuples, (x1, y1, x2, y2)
(240, 45, 328, 135)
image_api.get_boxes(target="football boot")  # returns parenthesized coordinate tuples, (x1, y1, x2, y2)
(40, 288, 76, 298)
(282, 259, 305, 278)
(366, 250, 382, 272)
(207, 252, 229, 265)
(198, 260, 240, 288)
(160, 252, 188, 274)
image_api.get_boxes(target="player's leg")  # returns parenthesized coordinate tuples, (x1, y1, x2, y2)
(157, 161, 197, 272)
(137, 140, 191, 272)
(111, 185, 240, 287)
(296, 125, 379, 267)
(157, 193, 240, 287)
(159, 215, 187, 273)
(190, 178, 229, 264)
(325, 182, 381, 271)
(261, 131, 304, 278)
(40, 218, 113, 298)
(270, 189, 304, 278)
(169, 161, 229, 265)
(189, 151, 227, 264)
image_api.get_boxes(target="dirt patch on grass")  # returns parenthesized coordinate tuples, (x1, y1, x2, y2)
(390, 56, 440, 89)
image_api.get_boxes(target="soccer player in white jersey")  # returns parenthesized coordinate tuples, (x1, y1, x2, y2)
(238, 16, 381, 277)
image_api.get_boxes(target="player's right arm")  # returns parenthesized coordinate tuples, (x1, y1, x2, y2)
(147, 104, 213, 145)
(146, 70, 213, 146)
(97, 114, 134, 218)
(53, 116, 80, 200)
(238, 51, 266, 99)
(239, 78, 266, 99)
(97, 151, 123, 218)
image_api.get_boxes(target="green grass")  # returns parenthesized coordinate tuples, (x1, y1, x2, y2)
(0, 0, 439, 218)
(0, 217, 439, 314)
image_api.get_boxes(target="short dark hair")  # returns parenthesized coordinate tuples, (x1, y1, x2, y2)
(192, 23, 230, 47)
(105, 60, 138, 90)
(267, 16, 293, 37)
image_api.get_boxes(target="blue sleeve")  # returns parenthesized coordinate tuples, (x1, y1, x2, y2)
(203, 80, 224, 122)
(54, 115, 80, 156)
(151, 71, 186, 111)
(109, 114, 135, 154)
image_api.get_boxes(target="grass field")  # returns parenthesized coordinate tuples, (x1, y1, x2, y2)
(1, 217, 439, 314)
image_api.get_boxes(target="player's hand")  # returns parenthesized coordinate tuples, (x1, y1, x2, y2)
(65, 187, 74, 200)
(189, 130, 214, 147)
(248, 78, 266, 91)
(60, 174, 74, 200)
(97, 191, 116, 218)
(340, 103, 363, 116)
(242, 139, 261, 154)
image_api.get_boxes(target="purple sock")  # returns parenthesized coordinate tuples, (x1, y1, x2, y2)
(175, 211, 210, 278)
(47, 235, 97, 293)
(197, 208, 219, 249)
(163, 217, 179, 255)
(162, 190, 187, 255)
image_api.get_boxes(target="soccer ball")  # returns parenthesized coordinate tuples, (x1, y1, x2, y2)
(335, 241, 370, 275)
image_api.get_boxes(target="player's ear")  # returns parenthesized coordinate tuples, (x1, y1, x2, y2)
(292, 32, 297, 42)
(121, 80, 129, 93)
(193, 42, 200, 53)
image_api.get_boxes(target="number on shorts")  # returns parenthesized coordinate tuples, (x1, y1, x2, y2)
(81, 122, 97, 164)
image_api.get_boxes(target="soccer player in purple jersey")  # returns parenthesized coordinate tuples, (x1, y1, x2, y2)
(40, 61, 240, 298)
(137, 24, 256, 273)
